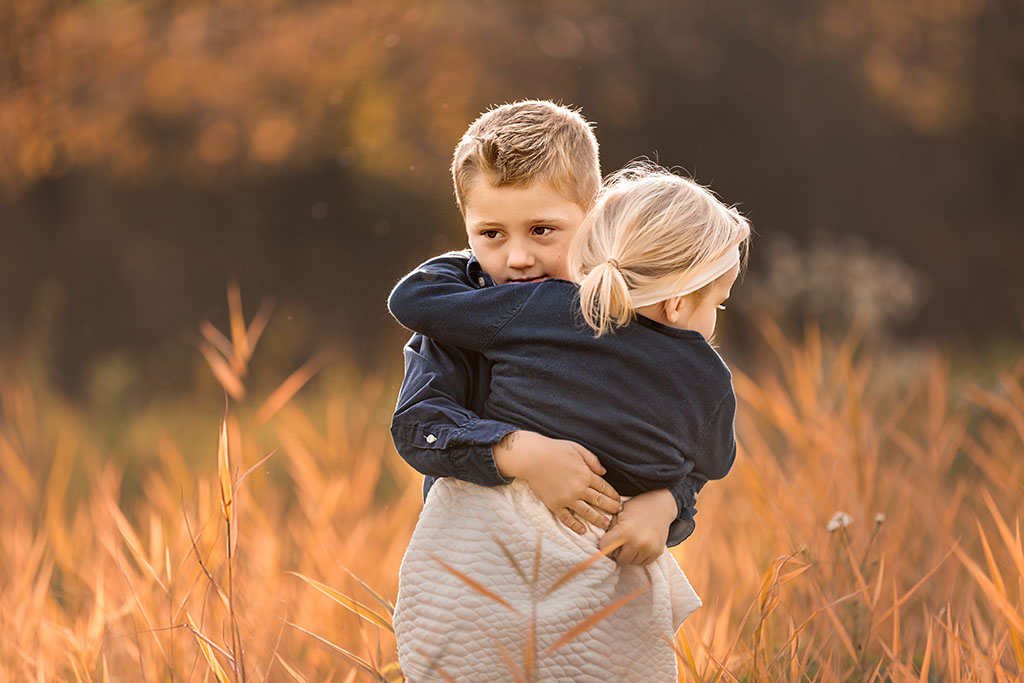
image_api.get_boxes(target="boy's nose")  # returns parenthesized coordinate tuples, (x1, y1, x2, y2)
(506, 247, 535, 270)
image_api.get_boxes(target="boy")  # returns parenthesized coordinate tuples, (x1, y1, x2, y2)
(390, 100, 705, 561)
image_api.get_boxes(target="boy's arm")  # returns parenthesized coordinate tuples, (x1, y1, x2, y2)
(390, 254, 621, 530)
(393, 333, 622, 531)
(388, 252, 534, 350)
(391, 333, 517, 488)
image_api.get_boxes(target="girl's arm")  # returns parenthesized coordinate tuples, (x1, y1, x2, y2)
(599, 489, 678, 566)
(388, 252, 535, 351)
(664, 387, 738, 545)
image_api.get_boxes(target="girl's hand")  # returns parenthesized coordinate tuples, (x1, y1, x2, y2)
(493, 430, 622, 534)
(598, 489, 677, 566)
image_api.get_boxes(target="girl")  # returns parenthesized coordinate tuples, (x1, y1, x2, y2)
(388, 165, 751, 681)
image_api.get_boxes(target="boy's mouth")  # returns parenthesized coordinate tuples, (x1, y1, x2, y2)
(507, 275, 547, 284)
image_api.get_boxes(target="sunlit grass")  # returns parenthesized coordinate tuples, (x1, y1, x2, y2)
(0, 310, 1021, 680)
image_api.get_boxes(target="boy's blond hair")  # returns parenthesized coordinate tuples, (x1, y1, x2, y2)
(570, 164, 752, 337)
(452, 100, 601, 214)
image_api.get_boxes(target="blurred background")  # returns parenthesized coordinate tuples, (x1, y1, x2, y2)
(3, 0, 1022, 401)
(3, 2, 1024, 679)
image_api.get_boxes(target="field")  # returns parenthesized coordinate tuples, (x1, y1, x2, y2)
(1, 311, 1022, 682)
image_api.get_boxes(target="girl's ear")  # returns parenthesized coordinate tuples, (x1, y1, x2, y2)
(663, 296, 684, 325)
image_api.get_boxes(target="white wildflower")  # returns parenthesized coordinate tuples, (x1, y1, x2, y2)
(827, 511, 853, 532)
(874, 513, 886, 525)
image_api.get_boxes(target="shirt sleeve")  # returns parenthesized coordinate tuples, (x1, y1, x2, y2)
(390, 333, 518, 489)
(388, 252, 534, 351)
(665, 388, 738, 546)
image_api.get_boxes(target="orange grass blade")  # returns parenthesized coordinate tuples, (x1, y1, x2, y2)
(65, 653, 84, 683)
(767, 587, 864, 669)
(675, 628, 699, 679)
(199, 320, 236, 362)
(490, 638, 527, 683)
(918, 616, 934, 683)
(871, 556, 886, 611)
(980, 489, 1024, 583)
(429, 553, 520, 614)
(877, 544, 957, 624)
(891, 582, 900, 658)
(185, 613, 232, 683)
(972, 511, 1024, 666)
(817, 590, 858, 660)
(654, 627, 689, 676)
(543, 583, 649, 656)
(282, 619, 380, 679)
(493, 536, 529, 585)
(523, 618, 536, 681)
(217, 419, 233, 523)
(545, 536, 625, 597)
(245, 297, 274, 356)
(288, 571, 393, 632)
(227, 282, 251, 365)
(341, 567, 396, 616)
(379, 661, 404, 683)
(274, 653, 310, 682)
(108, 502, 168, 593)
(693, 633, 743, 683)
(199, 342, 246, 400)
(254, 351, 330, 425)
(233, 447, 277, 497)
(0, 432, 37, 503)
(955, 546, 1024, 634)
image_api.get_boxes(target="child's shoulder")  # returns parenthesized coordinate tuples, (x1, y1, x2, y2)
(414, 249, 473, 271)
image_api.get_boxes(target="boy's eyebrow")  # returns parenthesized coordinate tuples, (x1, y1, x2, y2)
(472, 216, 571, 228)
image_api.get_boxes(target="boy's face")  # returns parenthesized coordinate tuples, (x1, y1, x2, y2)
(463, 176, 585, 285)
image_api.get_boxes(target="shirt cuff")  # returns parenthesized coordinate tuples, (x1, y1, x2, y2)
(451, 419, 517, 485)
(666, 477, 704, 546)
(391, 420, 515, 487)
(666, 511, 695, 547)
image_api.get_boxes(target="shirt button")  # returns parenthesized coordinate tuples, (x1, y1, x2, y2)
(425, 434, 437, 444)
(477, 276, 486, 286)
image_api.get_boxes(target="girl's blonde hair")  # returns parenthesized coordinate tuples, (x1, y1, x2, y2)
(569, 164, 751, 336)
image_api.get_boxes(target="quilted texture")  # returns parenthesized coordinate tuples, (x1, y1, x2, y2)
(394, 478, 702, 682)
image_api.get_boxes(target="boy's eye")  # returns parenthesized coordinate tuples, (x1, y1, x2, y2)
(532, 226, 554, 236)
(481, 230, 500, 239)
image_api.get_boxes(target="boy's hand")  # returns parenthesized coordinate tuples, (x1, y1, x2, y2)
(493, 431, 622, 535)
(598, 489, 677, 566)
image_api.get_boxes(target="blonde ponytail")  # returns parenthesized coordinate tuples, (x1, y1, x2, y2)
(569, 163, 751, 336)
(578, 260, 633, 337)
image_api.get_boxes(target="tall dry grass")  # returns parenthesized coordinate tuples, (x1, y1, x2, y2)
(0, 308, 1021, 681)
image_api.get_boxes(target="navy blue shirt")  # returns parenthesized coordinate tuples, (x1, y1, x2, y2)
(389, 252, 737, 545)
(390, 256, 518, 499)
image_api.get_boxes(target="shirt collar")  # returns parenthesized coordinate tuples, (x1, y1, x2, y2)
(465, 253, 495, 288)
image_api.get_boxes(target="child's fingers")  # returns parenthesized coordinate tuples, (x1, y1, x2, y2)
(575, 445, 607, 475)
(598, 523, 622, 551)
(557, 509, 587, 535)
(616, 547, 639, 566)
(588, 476, 621, 506)
(588, 487, 622, 515)
(568, 500, 611, 530)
